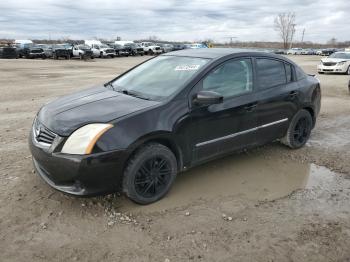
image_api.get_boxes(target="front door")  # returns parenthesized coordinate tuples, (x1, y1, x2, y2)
(188, 57, 258, 164)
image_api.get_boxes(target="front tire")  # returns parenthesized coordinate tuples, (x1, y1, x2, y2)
(123, 143, 177, 204)
(281, 109, 313, 149)
(346, 66, 350, 75)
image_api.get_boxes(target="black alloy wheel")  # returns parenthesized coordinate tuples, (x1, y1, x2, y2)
(123, 143, 177, 204)
(281, 109, 312, 149)
(134, 157, 172, 198)
(293, 116, 311, 146)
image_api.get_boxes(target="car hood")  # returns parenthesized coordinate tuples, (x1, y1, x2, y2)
(37, 86, 160, 136)
(322, 58, 350, 63)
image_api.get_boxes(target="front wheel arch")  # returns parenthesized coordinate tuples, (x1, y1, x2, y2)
(124, 137, 183, 173)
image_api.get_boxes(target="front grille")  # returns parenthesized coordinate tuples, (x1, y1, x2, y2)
(137, 48, 143, 52)
(155, 47, 160, 50)
(323, 62, 336, 66)
(34, 119, 56, 146)
(55, 50, 68, 55)
(106, 49, 114, 53)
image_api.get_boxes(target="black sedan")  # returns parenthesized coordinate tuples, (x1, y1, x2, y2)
(29, 49, 321, 204)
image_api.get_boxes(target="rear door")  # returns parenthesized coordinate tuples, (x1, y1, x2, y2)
(253, 57, 300, 144)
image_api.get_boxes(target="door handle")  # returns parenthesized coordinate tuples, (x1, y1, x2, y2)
(244, 103, 257, 112)
(289, 91, 298, 98)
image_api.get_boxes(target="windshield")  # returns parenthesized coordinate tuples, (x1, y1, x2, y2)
(110, 56, 210, 100)
(329, 52, 350, 59)
(100, 44, 109, 48)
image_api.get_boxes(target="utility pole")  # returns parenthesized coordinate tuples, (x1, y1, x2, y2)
(301, 28, 305, 43)
(224, 36, 237, 47)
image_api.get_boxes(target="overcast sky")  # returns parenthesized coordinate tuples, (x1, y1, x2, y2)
(0, 0, 349, 43)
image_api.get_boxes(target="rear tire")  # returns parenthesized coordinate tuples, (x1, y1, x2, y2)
(123, 143, 177, 204)
(281, 109, 313, 149)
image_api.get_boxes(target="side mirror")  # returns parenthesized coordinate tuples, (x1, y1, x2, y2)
(193, 91, 223, 106)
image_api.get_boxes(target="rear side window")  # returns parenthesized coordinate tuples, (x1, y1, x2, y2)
(256, 58, 286, 89)
(285, 63, 293, 82)
(295, 66, 306, 80)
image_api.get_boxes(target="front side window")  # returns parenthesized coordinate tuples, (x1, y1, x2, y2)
(256, 58, 286, 89)
(202, 58, 253, 98)
(111, 56, 210, 100)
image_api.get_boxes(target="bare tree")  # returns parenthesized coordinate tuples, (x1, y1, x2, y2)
(327, 37, 337, 46)
(148, 35, 160, 41)
(274, 12, 296, 50)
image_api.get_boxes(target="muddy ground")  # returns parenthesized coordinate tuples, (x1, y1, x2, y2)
(0, 55, 350, 262)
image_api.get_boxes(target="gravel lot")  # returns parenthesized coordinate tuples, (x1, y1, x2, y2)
(1, 55, 350, 262)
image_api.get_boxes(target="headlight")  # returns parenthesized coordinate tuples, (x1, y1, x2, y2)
(61, 123, 113, 154)
(337, 61, 346, 66)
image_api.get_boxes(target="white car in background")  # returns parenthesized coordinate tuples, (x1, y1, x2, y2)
(287, 48, 303, 55)
(317, 52, 350, 75)
(84, 40, 116, 58)
(140, 42, 162, 55)
(72, 44, 94, 59)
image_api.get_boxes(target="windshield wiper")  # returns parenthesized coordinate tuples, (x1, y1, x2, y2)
(115, 88, 151, 101)
(104, 82, 114, 89)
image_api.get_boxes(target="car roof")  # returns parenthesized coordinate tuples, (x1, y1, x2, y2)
(164, 48, 292, 61)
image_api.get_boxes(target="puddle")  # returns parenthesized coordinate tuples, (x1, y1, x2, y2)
(119, 151, 337, 213)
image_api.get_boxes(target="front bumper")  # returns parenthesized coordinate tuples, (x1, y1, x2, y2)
(317, 64, 348, 73)
(102, 51, 116, 57)
(152, 49, 162, 54)
(118, 51, 129, 56)
(29, 129, 129, 196)
(28, 53, 45, 58)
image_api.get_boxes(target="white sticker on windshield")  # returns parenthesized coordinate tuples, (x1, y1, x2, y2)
(175, 65, 201, 71)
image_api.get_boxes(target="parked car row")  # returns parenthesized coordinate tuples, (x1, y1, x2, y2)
(1, 40, 211, 59)
(2, 40, 168, 60)
(285, 47, 343, 56)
